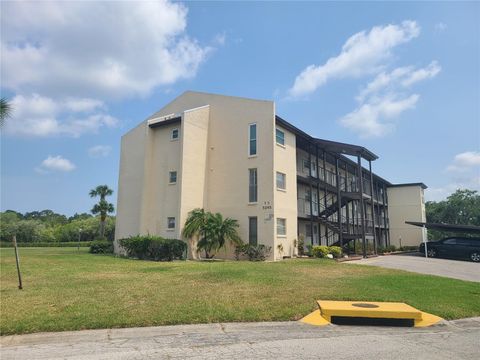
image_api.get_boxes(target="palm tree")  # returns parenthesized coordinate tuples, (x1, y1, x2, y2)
(89, 185, 115, 238)
(197, 212, 242, 259)
(0, 97, 13, 127)
(182, 208, 207, 260)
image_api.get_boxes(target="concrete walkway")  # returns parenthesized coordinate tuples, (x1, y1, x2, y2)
(1, 318, 480, 359)
(347, 253, 480, 282)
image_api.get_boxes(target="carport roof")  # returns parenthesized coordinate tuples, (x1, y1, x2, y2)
(406, 221, 480, 234)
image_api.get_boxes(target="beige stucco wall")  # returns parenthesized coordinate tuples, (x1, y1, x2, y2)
(387, 185, 426, 247)
(273, 124, 298, 259)
(115, 91, 279, 260)
(114, 123, 147, 254)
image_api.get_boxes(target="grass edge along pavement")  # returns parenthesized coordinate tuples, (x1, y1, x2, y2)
(1, 247, 479, 335)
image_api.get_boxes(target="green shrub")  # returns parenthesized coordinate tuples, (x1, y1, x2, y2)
(328, 246, 342, 258)
(306, 244, 313, 256)
(89, 240, 113, 254)
(0, 241, 92, 248)
(235, 244, 271, 261)
(119, 235, 186, 261)
(297, 235, 305, 256)
(312, 245, 330, 258)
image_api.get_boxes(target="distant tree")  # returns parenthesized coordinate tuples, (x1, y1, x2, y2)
(89, 185, 115, 238)
(0, 97, 13, 127)
(68, 212, 93, 221)
(426, 189, 480, 239)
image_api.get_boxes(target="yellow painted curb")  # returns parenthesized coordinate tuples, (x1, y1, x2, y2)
(300, 309, 330, 326)
(415, 311, 443, 327)
(300, 300, 443, 328)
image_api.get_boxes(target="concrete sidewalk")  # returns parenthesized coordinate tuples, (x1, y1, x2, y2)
(347, 253, 480, 282)
(2, 318, 480, 359)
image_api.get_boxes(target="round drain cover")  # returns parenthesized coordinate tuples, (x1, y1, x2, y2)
(351, 303, 379, 308)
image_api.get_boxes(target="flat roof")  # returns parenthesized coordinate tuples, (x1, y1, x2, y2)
(275, 116, 378, 161)
(406, 221, 480, 234)
(388, 183, 428, 189)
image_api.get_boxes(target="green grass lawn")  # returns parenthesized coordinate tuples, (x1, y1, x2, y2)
(1, 247, 479, 335)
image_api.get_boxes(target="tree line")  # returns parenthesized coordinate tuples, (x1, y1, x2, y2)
(1, 185, 116, 244)
(0, 210, 115, 243)
(426, 189, 480, 239)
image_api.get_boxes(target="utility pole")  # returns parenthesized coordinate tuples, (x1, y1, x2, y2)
(13, 235, 23, 290)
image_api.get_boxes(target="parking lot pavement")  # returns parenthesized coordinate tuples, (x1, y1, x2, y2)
(1, 318, 480, 360)
(347, 253, 480, 282)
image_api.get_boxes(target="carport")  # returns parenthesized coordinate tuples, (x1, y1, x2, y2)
(405, 221, 480, 234)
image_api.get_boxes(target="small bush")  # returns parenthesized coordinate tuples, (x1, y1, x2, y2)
(235, 244, 271, 261)
(312, 245, 330, 258)
(306, 244, 313, 256)
(119, 235, 186, 261)
(328, 246, 342, 258)
(0, 241, 92, 248)
(297, 235, 305, 256)
(89, 240, 113, 254)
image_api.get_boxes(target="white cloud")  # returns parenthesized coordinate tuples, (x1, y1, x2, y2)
(3, 94, 118, 137)
(341, 61, 440, 137)
(401, 61, 441, 87)
(288, 21, 420, 97)
(36, 155, 76, 173)
(1, 1, 211, 100)
(88, 145, 112, 158)
(339, 94, 419, 138)
(428, 151, 480, 201)
(446, 151, 480, 173)
(356, 62, 441, 102)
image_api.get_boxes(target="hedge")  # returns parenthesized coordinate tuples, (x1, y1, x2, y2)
(119, 235, 186, 261)
(89, 240, 113, 254)
(0, 241, 92, 248)
(311, 245, 343, 259)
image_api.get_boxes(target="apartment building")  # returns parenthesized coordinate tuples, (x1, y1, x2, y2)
(115, 91, 427, 260)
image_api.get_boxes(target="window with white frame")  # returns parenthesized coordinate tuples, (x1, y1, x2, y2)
(277, 218, 286, 236)
(276, 172, 286, 190)
(249, 168, 258, 203)
(171, 128, 179, 140)
(248, 123, 257, 156)
(167, 217, 176, 229)
(276, 128, 285, 146)
(169, 171, 177, 184)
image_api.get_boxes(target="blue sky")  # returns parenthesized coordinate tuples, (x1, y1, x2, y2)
(1, 1, 479, 216)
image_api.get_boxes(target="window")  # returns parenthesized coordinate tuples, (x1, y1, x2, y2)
(167, 217, 176, 230)
(276, 128, 285, 146)
(249, 123, 257, 156)
(276, 172, 286, 190)
(249, 168, 257, 203)
(169, 171, 177, 184)
(277, 218, 286, 236)
(249, 217, 258, 246)
(171, 128, 179, 140)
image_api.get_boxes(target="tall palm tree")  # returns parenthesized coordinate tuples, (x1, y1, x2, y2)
(0, 97, 13, 127)
(89, 185, 115, 238)
(182, 208, 207, 260)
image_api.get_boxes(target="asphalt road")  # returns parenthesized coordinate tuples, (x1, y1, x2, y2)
(347, 253, 480, 282)
(1, 318, 480, 360)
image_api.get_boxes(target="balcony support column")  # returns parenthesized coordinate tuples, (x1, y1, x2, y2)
(308, 146, 314, 246)
(357, 156, 367, 257)
(335, 157, 343, 248)
(384, 184, 390, 246)
(316, 145, 320, 245)
(369, 160, 377, 254)
(322, 151, 328, 244)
